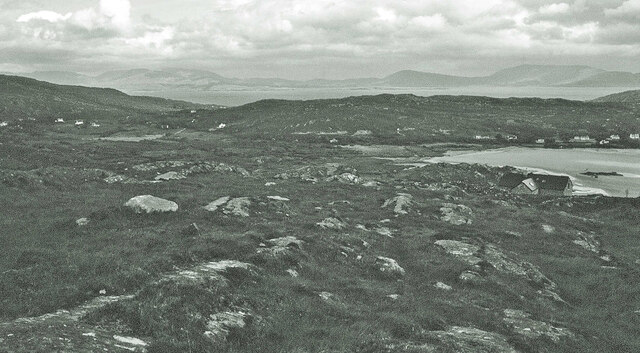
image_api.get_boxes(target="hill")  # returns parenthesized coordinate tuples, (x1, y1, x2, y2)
(15, 65, 640, 96)
(184, 94, 639, 145)
(592, 89, 640, 104)
(0, 74, 204, 121)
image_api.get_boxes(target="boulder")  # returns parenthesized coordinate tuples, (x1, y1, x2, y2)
(317, 217, 347, 230)
(426, 326, 518, 353)
(75, 217, 90, 226)
(204, 311, 249, 343)
(375, 256, 405, 276)
(440, 203, 473, 225)
(154, 171, 185, 181)
(125, 195, 178, 213)
(503, 309, 574, 342)
(381, 193, 413, 215)
(223, 197, 251, 217)
(204, 196, 231, 212)
(435, 240, 482, 265)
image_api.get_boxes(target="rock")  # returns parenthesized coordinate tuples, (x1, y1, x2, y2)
(458, 270, 483, 283)
(204, 196, 231, 211)
(375, 227, 394, 237)
(204, 311, 249, 342)
(426, 326, 518, 353)
(98, 289, 107, 295)
(154, 171, 186, 181)
(75, 217, 90, 226)
(435, 240, 482, 265)
(319, 292, 334, 301)
(166, 260, 253, 285)
(353, 130, 372, 136)
(387, 294, 400, 300)
(317, 217, 347, 230)
(542, 224, 555, 234)
(382, 193, 413, 215)
(375, 256, 405, 276)
(125, 195, 178, 214)
(325, 172, 361, 184)
(440, 203, 473, 225)
(267, 195, 290, 201)
(223, 197, 251, 217)
(362, 180, 381, 187)
(265, 182, 276, 186)
(434, 282, 452, 291)
(113, 335, 147, 347)
(286, 269, 299, 277)
(257, 236, 303, 258)
(573, 233, 600, 253)
(183, 223, 200, 236)
(503, 309, 574, 342)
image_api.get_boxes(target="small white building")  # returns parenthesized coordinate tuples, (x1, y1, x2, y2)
(75, 120, 84, 126)
(0, 121, 8, 127)
(91, 122, 100, 127)
(55, 118, 64, 123)
(630, 134, 640, 140)
(190, 110, 197, 114)
(609, 135, 621, 140)
(535, 138, 545, 144)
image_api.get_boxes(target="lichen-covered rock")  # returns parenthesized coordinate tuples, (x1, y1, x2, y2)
(223, 197, 251, 217)
(204, 196, 231, 212)
(125, 195, 178, 213)
(257, 236, 303, 258)
(317, 217, 347, 230)
(204, 311, 249, 343)
(382, 193, 413, 215)
(440, 203, 473, 225)
(503, 309, 574, 342)
(154, 171, 185, 181)
(426, 326, 518, 353)
(375, 256, 405, 276)
(434, 240, 482, 265)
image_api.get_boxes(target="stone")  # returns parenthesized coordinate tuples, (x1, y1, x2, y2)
(382, 193, 413, 215)
(375, 256, 405, 276)
(204, 196, 231, 211)
(223, 197, 251, 217)
(435, 240, 482, 265)
(286, 269, 299, 277)
(426, 326, 518, 353)
(434, 282, 452, 291)
(317, 217, 347, 230)
(125, 195, 178, 213)
(257, 236, 303, 258)
(267, 195, 290, 201)
(503, 309, 574, 342)
(113, 335, 147, 347)
(204, 311, 248, 342)
(440, 203, 473, 225)
(75, 217, 90, 226)
(458, 270, 483, 283)
(542, 224, 555, 234)
(154, 171, 185, 181)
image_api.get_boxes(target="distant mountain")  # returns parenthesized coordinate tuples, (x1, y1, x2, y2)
(485, 65, 605, 86)
(15, 65, 640, 97)
(592, 89, 640, 104)
(0, 74, 202, 120)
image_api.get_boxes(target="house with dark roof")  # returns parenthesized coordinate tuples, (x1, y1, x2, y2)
(498, 172, 572, 196)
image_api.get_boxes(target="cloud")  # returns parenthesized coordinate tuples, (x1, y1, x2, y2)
(3, 0, 640, 78)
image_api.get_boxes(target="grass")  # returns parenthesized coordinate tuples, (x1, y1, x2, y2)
(0, 125, 639, 353)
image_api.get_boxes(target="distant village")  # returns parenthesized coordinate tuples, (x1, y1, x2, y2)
(474, 133, 640, 147)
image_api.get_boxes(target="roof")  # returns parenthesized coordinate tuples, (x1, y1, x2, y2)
(521, 178, 538, 191)
(498, 173, 527, 188)
(528, 173, 571, 191)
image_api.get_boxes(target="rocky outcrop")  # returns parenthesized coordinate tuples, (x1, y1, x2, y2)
(425, 326, 518, 353)
(375, 256, 405, 276)
(440, 203, 473, 225)
(204, 311, 249, 343)
(503, 309, 574, 342)
(204, 196, 231, 212)
(317, 217, 347, 230)
(435, 240, 482, 265)
(382, 193, 413, 215)
(154, 171, 185, 181)
(223, 197, 251, 217)
(125, 195, 178, 213)
(257, 236, 303, 258)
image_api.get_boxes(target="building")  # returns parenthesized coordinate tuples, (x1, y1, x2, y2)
(630, 134, 640, 140)
(609, 135, 621, 140)
(55, 118, 64, 123)
(475, 135, 495, 140)
(498, 173, 572, 196)
(75, 120, 84, 126)
(535, 138, 545, 144)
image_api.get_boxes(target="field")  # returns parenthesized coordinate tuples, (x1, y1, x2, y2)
(1, 111, 639, 353)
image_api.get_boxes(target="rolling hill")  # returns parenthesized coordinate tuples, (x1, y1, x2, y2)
(592, 89, 640, 104)
(0, 74, 204, 121)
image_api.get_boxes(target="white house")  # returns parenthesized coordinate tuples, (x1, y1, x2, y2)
(75, 120, 84, 126)
(0, 121, 8, 127)
(91, 122, 100, 127)
(535, 138, 545, 144)
(609, 135, 621, 140)
(630, 134, 640, 140)
(55, 118, 64, 123)
(190, 110, 197, 114)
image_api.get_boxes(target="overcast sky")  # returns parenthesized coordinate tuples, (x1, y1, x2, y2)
(2, 0, 640, 79)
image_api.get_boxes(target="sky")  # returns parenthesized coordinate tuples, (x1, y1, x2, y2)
(2, 0, 640, 79)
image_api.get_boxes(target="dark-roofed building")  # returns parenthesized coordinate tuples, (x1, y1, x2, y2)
(528, 173, 572, 196)
(498, 172, 572, 196)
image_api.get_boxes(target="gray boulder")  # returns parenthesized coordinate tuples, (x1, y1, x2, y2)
(125, 195, 178, 213)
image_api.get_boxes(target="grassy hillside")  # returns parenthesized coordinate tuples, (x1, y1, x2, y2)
(593, 89, 640, 104)
(0, 74, 204, 121)
(175, 94, 640, 145)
